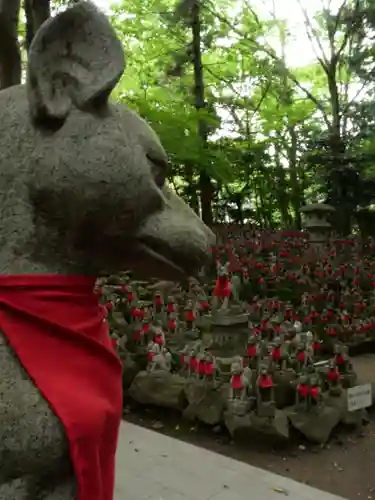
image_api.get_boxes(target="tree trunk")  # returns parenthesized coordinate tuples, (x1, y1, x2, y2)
(277, 25, 303, 230)
(184, 160, 200, 215)
(0, 0, 21, 89)
(327, 133, 352, 235)
(327, 68, 341, 140)
(326, 67, 350, 235)
(258, 180, 270, 228)
(191, 0, 213, 226)
(274, 138, 292, 227)
(287, 125, 302, 229)
(325, 53, 351, 235)
(24, 0, 51, 51)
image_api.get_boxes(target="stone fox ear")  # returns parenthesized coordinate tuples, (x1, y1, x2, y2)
(26, 1, 125, 123)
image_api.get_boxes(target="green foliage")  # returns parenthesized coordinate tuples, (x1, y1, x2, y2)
(106, 0, 375, 231)
(10, 0, 375, 230)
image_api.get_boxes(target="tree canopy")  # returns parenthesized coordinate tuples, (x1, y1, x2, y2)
(2, 0, 375, 234)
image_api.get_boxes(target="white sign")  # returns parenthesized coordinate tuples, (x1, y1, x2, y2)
(347, 384, 372, 412)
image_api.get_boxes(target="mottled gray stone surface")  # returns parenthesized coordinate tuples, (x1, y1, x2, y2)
(0, 1, 214, 498)
(0, 332, 77, 498)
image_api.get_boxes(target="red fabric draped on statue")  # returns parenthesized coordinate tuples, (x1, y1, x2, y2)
(214, 276, 231, 297)
(231, 374, 243, 389)
(0, 275, 123, 500)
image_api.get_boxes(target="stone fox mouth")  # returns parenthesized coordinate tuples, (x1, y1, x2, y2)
(137, 236, 208, 277)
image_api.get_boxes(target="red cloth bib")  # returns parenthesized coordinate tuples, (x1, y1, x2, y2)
(186, 310, 195, 322)
(198, 360, 206, 374)
(205, 362, 214, 376)
(167, 303, 175, 313)
(154, 334, 164, 345)
(310, 386, 319, 400)
(247, 345, 257, 357)
(231, 374, 243, 389)
(131, 307, 144, 319)
(259, 374, 272, 389)
(148, 351, 155, 361)
(328, 369, 340, 382)
(214, 277, 231, 297)
(0, 275, 123, 500)
(335, 354, 345, 365)
(297, 383, 309, 398)
(272, 347, 282, 360)
(135, 329, 143, 342)
(297, 351, 305, 362)
(189, 358, 198, 371)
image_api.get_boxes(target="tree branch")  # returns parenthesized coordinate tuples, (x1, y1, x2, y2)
(225, 104, 246, 133)
(341, 79, 371, 115)
(250, 79, 272, 120)
(335, 0, 361, 59)
(332, 0, 348, 34)
(203, 65, 243, 98)
(202, 2, 331, 128)
(296, 0, 329, 69)
(272, 57, 331, 127)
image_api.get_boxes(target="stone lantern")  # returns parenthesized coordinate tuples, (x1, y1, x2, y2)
(300, 203, 336, 247)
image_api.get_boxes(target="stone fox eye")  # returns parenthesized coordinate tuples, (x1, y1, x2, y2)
(147, 154, 167, 189)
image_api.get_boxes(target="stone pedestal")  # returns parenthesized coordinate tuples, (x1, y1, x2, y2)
(202, 311, 249, 350)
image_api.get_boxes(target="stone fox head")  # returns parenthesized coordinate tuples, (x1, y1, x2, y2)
(0, 1, 215, 279)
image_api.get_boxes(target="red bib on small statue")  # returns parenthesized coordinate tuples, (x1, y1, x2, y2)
(0, 275, 123, 500)
(231, 374, 243, 389)
(214, 276, 231, 297)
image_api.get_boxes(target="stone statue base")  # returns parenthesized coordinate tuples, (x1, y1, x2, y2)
(257, 401, 276, 418)
(227, 398, 252, 416)
(128, 371, 186, 410)
(183, 381, 228, 425)
(224, 409, 289, 445)
(324, 391, 368, 427)
(287, 405, 341, 444)
(209, 312, 249, 327)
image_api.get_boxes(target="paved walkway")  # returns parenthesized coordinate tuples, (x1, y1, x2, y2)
(115, 421, 346, 500)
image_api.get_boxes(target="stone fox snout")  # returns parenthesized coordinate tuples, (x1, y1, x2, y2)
(135, 185, 216, 279)
(0, 0, 215, 278)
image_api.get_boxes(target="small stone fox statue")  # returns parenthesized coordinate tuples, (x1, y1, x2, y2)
(0, 2, 215, 499)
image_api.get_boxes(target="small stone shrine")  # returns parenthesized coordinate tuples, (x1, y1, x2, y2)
(300, 203, 336, 248)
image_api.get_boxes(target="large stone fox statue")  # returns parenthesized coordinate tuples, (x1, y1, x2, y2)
(0, 2, 214, 499)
